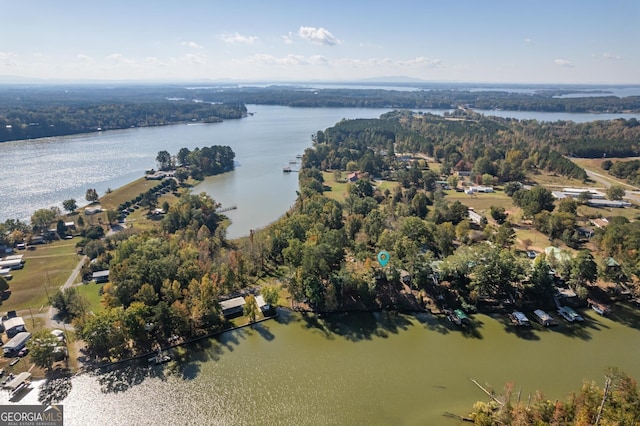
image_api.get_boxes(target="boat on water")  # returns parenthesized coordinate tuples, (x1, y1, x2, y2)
(587, 298, 611, 316)
(533, 309, 557, 327)
(296, 154, 303, 159)
(289, 160, 297, 164)
(558, 306, 584, 322)
(148, 350, 171, 365)
(447, 309, 470, 326)
(510, 311, 530, 326)
(282, 167, 292, 173)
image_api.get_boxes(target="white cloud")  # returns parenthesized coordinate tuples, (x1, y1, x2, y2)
(77, 54, 94, 64)
(182, 41, 204, 49)
(298, 26, 340, 46)
(603, 52, 620, 60)
(182, 53, 206, 65)
(220, 32, 259, 45)
(554, 59, 574, 67)
(399, 56, 442, 68)
(282, 32, 294, 45)
(308, 55, 329, 66)
(241, 54, 308, 66)
(106, 53, 135, 65)
(0, 52, 18, 67)
(145, 57, 165, 66)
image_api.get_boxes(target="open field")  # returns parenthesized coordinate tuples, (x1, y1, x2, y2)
(445, 190, 516, 213)
(2, 240, 82, 311)
(75, 282, 105, 314)
(99, 177, 164, 210)
(578, 204, 640, 221)
(527, 171, 590, 189)
(321, 171, 399, 203)
(322, 172, 350, 202)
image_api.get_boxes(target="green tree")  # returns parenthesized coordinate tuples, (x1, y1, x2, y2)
(606, 185, 626, 201)
(85, 188, 99, 204)
(62, 198, 77, 214)
(411, 192, 429, 218)
(0, 276, 9, 294)
(512, 186, 555, 218)
(27, 329, 60, 371)
(156, 150, 172, 170)
(261, 285, 279, 306)
(51, 287, 89, 321)
(492, 223, 515, 248)
(557, 197, 578, 214)
(78, 308, 127, 359)
(30, 208, 57, 233)
(490, 205, 507, 224)
(569, 250, 598, 288)
(243, 294, 259, 322)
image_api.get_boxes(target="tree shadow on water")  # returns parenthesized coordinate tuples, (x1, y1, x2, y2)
(95, 364, 156, 394)
(251, 322, 275, 341)
(317, 311, 416, 342)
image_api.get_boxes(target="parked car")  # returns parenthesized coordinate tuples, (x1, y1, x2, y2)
(17, 347, 29, 357)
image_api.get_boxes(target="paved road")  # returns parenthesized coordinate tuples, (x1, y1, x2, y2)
(19, 255, 88, 330)
(584, 169, 640, 204)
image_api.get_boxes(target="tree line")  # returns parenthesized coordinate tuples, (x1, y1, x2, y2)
(0, 101, 247, 142)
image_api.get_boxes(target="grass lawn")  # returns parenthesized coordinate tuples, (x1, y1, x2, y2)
(527, 171, 588, 189)
(2, 240, 82, 311)
(578, 204, 640, 221)
(445, 190, 516, 213)
(322, 171, 399, 203)
(99, 177, 164, 210)
(75, 282, 105, 314)
(513, 227, 551, 251)
(322, 172, 350, 202)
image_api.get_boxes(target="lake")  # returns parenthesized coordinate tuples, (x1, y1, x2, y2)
(0, 105, 398, 237)
(2, 105, 640, 424)
(4, 307, 640, 425)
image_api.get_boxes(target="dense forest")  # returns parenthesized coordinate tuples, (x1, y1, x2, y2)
(0, 95, 246, 142)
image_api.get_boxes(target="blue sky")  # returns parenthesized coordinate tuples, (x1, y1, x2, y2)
(1, 0, 638, 84)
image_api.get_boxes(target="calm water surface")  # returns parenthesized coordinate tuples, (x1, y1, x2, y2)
(3, 308, 640, 425)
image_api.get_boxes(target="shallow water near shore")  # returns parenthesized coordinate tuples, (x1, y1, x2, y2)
(4, 307, 640, 425)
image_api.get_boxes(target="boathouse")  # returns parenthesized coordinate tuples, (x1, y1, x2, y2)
(220, 296, 246, 318)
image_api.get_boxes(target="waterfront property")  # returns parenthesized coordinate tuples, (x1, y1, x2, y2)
(220, 296, 246, 318)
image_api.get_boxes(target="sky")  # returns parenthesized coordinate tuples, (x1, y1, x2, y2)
(1, 0, 639, 84)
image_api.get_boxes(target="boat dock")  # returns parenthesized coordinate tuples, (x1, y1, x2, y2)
(216, 205, 238, 213)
